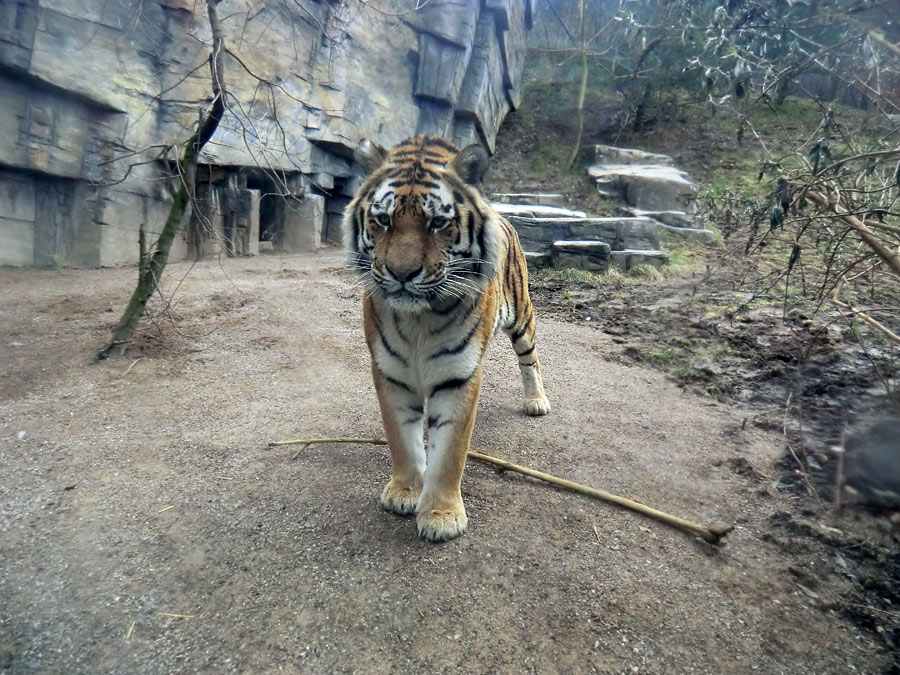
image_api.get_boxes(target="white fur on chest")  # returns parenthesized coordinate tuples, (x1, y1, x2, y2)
(370, 299, 486, 397)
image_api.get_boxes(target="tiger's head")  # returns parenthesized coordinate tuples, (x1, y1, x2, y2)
(343, 135, 501, 312)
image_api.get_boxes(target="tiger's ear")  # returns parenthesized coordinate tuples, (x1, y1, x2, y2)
(453, 144, 490, 186)
(354, 139, 386, 175)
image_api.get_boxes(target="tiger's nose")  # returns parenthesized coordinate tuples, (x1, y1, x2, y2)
(387, 265, 422, 283)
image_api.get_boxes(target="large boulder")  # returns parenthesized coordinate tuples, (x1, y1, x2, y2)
(589, 164, 699, 214)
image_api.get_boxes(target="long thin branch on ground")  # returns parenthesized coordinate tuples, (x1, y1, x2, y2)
(831, 276, 900, 345)
(831, 290, 900, 345)
(269, 437, 734, 545)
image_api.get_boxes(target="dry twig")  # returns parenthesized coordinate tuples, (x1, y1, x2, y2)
(121, 357, 142, 377)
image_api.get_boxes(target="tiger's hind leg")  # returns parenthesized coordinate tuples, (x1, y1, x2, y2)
(505, 285, 551, 417)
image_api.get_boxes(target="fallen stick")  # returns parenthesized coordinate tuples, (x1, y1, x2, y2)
(831, 297, 900, 345)
(269, 437, 734, 545)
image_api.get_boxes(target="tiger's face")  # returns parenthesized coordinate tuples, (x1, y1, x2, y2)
(345, 136, 498, 312)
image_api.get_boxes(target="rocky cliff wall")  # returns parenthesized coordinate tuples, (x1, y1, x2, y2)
(0, 0, 532, 267)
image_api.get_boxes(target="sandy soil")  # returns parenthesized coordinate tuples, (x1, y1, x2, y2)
(0, 251, 892, 674)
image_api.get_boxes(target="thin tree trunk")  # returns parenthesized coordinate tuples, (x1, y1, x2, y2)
(565, 47, 588, 170)
(98, 0, 226, 359)
(564, 0, 587, 171)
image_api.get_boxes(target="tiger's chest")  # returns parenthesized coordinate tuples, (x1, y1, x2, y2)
(370, 296, 499, 397)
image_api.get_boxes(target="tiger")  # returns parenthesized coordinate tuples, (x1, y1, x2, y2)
(344, 135, 551, 542)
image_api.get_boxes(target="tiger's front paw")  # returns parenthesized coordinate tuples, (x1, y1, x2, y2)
(381, 479, 421, 516)
(523, 395, 551, 416)
(416, 500, 467, 542)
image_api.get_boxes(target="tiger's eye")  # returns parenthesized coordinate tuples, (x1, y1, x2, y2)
(376, 213, 391, 228)
(431, 216, 450, 231)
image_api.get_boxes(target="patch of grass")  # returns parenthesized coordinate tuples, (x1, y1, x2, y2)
(642, 348, 681, 366)
(667, 249, 694, 267)
(533, 266, 602, 286)
(533, 265, 635, 288)
(601, 267, 626, 283)
(529, 150, 550, 177)
(627, 264, 664, 281)
(658, 245, 707, 279)
(516, 104, 535, 126)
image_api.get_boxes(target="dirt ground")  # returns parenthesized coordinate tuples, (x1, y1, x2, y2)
(0, 251, 895, 674)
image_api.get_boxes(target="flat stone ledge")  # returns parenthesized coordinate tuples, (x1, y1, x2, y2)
(509, 215, 659, 253)
(523, 250, 550, 268)
(589, 163, 695, 187)
(594, 145, 674, 166)
(551, 239, 611, 272)
(625, 208, 701, 229)
(492, 193, 565, 207)
(658, 223, 718, 244)
(492, 203, 586, 219)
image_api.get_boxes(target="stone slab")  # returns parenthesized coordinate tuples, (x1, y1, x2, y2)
(589, 164, 698, 214)
(0, 217, 35, 266)
(507, 216, 660, 252)
(492, 203, 586, 219)
(415, 33, 473, 105)
(405, 0, 480, 47)
(609, 249, 670, 271)
(594, 145, 674, 166)
(551, 239, 611, 273)
(658, 223, 718, 244)
(625, 208, 701, 229)
(523, 250, 549, 269)
(491, 193, 565, 207)
(324, 212, 344, 244)
(283, 194, 324, 253)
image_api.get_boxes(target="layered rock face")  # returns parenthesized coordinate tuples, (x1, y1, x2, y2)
(0, 0, 532, 267)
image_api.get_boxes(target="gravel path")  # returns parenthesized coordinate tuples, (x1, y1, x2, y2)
(0, 252, 889, 673)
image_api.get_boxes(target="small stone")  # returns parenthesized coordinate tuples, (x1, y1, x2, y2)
(17, 431, 27, 441)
